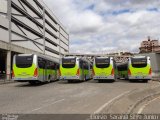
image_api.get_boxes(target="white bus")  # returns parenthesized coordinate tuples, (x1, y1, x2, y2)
(128, 56, 152, 82)
(12, 54, 59, 84)
(93, 57, 116, 82)
(60, 57, 92, 82)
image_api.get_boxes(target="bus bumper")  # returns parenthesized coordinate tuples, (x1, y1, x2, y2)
(60, 76, 80, 80)
(12, 77, 38, 82)
(93, 76, 115, 80)
(128, 76, 152, 80)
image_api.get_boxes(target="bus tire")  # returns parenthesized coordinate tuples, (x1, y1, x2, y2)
(129, 79, 133, 82)
(48, 75, 51, 82)
(143, 79, 148, 83)
(98, 80, 102, 83)
(68, 80, 72, 83)
(29, 81, 37, 85)
(83, 75, 86, 81)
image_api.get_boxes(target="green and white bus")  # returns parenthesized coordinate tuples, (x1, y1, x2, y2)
(93, 57, 116, 82)
(12, 54, 59, 84)
(128, 56, 152, 82)
(116, 62, 128, 80)
(60, 57, 92, 82)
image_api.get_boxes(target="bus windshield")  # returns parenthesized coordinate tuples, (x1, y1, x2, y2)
(62, 58, 76, 68)
(131, 57, 147, 68)
(16, 55, 33, 68)
(95, 58, 110, 68)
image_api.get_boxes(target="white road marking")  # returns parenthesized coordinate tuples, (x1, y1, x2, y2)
(43, 98, 56, 103)
(137, 96, 160, 114)
(94, 90, 131, 114)
(30, 99, 65, 112)
(150, 84, 160, 90)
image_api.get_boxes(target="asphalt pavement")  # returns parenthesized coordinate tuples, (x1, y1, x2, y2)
(0, 79, 159, 114)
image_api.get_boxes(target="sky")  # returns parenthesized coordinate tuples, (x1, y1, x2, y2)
(44, 0, 160, 54)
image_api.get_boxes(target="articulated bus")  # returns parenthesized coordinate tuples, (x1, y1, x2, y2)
(12, 54, 59, 84)
(93, 57, 116, 82)
(60, 57, 92, 82)
(128, 56, 152, 82)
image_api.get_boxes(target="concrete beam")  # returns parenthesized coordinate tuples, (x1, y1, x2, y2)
(0, 16, 9, 29)
(0, 40, 38, 54)
(0, 41, 9, 50)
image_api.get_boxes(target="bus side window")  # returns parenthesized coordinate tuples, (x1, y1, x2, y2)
(50, 63, 56, 70)
(83, 62, 85, 69)
(38, 58, 45, 69)
(83, 62, 88, 70)
(79, 60, 83, 69)
(46, 61, 50, 69)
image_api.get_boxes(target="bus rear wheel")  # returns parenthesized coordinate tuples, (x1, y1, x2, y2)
(143, 79, 148, 83)
(29, 81, 37, 85)
(68, 80, 72, 83)
(129, 79, 135, 82)
(98, 80, 102, 83)
(83, 75, 86, 82)
(48, 75, 51, 83)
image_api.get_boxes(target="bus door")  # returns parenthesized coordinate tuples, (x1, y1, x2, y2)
(38, 57, 45, 81)
(56, 64, 59, 80)
(50, 63, 57, 80)
(44, 60, 49, 81)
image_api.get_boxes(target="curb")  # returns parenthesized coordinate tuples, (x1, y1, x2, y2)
(0, 80, 15, 85)
(152, 79, 160, 82)
(127, 92, 160, 114)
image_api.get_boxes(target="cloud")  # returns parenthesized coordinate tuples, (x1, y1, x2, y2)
(44, 0, 160, 54)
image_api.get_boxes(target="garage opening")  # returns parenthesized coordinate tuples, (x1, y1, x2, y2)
(0, 49, 20, 81)
(0, 49, 7, 80)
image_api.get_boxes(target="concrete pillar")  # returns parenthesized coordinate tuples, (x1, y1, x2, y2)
(6, 51, 11, 80)
(6, 0, 12, 81)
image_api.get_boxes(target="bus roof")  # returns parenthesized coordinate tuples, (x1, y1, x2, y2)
(62, 56, 91, 63)
(116, 62, 128, 68)
(15, 54, 59, 64)
(95, 56, 111, 59)
(62, 56, 76, 59)
(16, 54, 33, 56)
(131, 56, 147, 59)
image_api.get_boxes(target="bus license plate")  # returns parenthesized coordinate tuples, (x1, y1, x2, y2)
(136, 76, 140, 79)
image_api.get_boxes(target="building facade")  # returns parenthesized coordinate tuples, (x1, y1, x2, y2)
(139, 37, 160, 53)
(0, 0, 69, 79)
